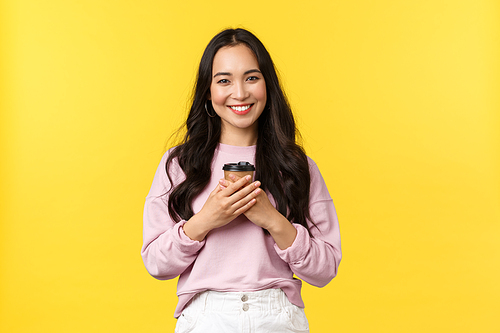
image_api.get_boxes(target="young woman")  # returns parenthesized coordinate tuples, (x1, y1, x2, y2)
(141, 28, 341, 333)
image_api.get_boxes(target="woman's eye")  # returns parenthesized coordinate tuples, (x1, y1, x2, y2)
(217, 79, 229, 84)
(247, 76, 259, 81)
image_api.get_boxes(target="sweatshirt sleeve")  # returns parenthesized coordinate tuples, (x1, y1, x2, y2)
(274, 157, 342, 287)
(141, 151, 205, 280)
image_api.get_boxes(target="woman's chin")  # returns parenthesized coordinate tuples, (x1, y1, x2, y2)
(221, 118, 258, 132)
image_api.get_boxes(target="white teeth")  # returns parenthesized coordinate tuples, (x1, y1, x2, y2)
(230, 105, 251, 112)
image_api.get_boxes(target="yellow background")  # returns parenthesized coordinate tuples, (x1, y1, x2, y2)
(1, 0, 499, 332)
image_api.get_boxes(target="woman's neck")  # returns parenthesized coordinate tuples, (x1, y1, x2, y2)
(219, 125, 258, 146)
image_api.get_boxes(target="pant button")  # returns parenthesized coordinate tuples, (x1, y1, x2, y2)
(242, 303, 249, 311)
(241, 295, 248, 302)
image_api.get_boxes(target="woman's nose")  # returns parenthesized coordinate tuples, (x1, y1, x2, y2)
(232, 82, 250, 100)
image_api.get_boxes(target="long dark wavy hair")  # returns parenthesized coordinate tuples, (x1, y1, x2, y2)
(165, 28, 315, 235)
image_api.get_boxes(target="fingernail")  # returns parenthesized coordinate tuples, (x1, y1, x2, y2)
(246, 175, 251, 180)
(254, 181, 261, 187)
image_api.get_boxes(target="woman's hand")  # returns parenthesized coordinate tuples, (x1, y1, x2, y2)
(220, 175, 298, 249)
(182, 175, 261, 241)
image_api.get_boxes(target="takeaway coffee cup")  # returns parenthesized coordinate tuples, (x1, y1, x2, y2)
(222, 161, 255, 183)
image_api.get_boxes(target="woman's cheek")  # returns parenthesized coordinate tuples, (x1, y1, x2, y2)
(210, 89, 228, 108)
(253, 84, 267, 103)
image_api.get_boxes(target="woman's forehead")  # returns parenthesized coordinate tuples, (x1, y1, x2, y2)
(212, 45, 259, 73)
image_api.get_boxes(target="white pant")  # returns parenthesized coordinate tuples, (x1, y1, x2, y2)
(174, 289, 309, 333)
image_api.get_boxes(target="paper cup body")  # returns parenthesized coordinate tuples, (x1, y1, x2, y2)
(224, 170, 254, 182)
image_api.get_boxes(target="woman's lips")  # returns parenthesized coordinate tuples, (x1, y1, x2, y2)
(228, 104, 253, 115)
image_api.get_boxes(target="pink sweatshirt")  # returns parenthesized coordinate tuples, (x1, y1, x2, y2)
(141, 143, 342, 318)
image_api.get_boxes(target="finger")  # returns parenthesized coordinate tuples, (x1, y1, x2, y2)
(228, 173, 242, 182)
(222, 175, 252, 195)
(239, 181, 261, 196)
(219, 179, 230, 188)
(231, 186, 261, 210)
(233, 197, 257, 216)
(211, 182, 224, 195)
(229, 180, 260, 202)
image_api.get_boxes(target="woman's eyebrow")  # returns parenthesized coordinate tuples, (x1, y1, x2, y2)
(214, 72, 231, 78)
(244, 69, 262, 75)
(213, 69, 262, 78)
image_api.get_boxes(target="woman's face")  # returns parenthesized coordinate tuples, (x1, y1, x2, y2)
(209, 44, 267, 142)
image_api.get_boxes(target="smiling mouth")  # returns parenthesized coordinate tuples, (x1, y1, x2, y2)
(228, 104, 253, 112)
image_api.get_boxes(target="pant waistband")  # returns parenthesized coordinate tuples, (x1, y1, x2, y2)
(185, 289, 291, 314)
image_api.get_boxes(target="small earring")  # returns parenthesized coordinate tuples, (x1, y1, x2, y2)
(205, 101, 216, 118)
